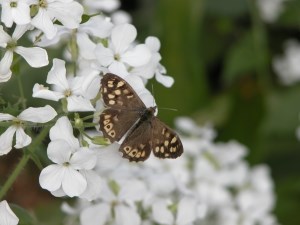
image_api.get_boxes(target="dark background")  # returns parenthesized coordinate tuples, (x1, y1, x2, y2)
(127, 0, 300, 224)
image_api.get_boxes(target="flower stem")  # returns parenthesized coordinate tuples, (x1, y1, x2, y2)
(0, 126, 50, 200)
(0, 154, 30, 200)
(17, 74, 26, 109)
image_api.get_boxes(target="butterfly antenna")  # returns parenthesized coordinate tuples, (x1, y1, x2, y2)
(157, 107, 178, 112)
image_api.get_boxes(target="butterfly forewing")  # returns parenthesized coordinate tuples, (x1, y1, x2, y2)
(151, 118, 183, 159)
(101, 73, 146, 109)
(120, 120, 152, 162)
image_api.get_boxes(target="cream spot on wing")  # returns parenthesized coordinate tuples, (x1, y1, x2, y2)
(155, 146, 159, 152)
(164, 140, 169, 147)
(108, 130, 116, 137)
(104, 114, 111, 119)
(104, 123, 113, 132)
(103, 119, 110, 125)
(117, 81, 125, 87)
(129, 149, 138, 157)
(114, 89, 121, 95)
(108, 94, 115, 99)
(171, 137, 177, 144)
(124, 146, 131, 153)
(160, 146, 164, 153)
(109, 100, 115, 105)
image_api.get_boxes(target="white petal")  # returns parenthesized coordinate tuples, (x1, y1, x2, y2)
(0, 51, 13, 82)
(47, 140, 73, 164)
(12, 24, 31, 40)
(155, 72, 174, 88)
(0, 126, 16, 155)
(111, 24, 137, 54)
(32, 83, 64, 101)
(145, 36, 161, 52)
(77, 33, 96, 60)
(152, 200, 174, 225)
(11, 3, 31, 25)
(80, 203, 111, 225)
(95, 143, 122, 171)
(70, 149, 97, 170)
(49, 116, 79, 149)
(79, 170, 103, 201)
(48, 1, 83, 29)
(108, 61, 128, 77)
(119, 180, 147, 202)
(0, 70, 12, 83)
(39, 164, 65, 192)
(72, 73, 100, 99)
(1, 6, 14, 28)
(115, 205, 141, 225)
(176, 197, 197, 225)
(51, 187, 66, 197)
(31, 9, 57, 39)
(18, 105, 57, 123)
(0, 200, 19, 225)
(46, 58, 69, 90)
(80, 15, 113, 38)
(67, 96, 95, 112)
(121, 44, 151, 67)
(14, 127, 31, 148)
(0, 114, 15, 121)
(62, 167, 87, 197)
(0, 26, 12, 45)
(95, 44, 114, 67)
(15, 46, 48, 67)
(111, 10, 132, 24)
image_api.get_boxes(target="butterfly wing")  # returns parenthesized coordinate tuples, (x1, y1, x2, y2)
(100, 73, 146, 143)
(151, 118, 183, 159)
(119, 121, 152, 162)
(100, 108, 141, 143)
(101, 73, 146, 109)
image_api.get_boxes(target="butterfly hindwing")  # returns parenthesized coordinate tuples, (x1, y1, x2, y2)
(119, 119, 152, 162)
(151, 118, 183, 159)
(101, 73, 146, 109)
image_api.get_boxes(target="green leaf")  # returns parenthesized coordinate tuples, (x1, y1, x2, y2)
(10, 204, 36, 225)
(223, 33, 256, 84)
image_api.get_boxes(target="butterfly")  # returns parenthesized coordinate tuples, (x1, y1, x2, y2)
(99, 73, 183, 162)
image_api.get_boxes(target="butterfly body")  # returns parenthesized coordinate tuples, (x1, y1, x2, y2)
(100, 73, 183, 162)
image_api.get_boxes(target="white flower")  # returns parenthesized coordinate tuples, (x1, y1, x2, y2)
(131, 36, 175, 87)
(39, 117, 98, 197)
(273, 39, 300, 85)
(95, 23, 151, 77)
(33, 58, 100, 111)
(0, 0, 32, 27)
(35, 15, 113, 60)
(151, 197, 197, 225)
(82, 0, 120, 14)
(0, 105, 57, 155)
(80, 179, 146, 225)
(257, 0, 286, 23)
(0, 25, 49, 82)
(0, 201, 19, 225)
(31, 0, 83, 39)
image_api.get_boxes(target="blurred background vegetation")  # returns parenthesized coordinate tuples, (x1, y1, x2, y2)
(1, 0, 300, 224)
(130, 0, 300, 224)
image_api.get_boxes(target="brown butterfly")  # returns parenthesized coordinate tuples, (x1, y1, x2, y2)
(99, 73, 183, 162)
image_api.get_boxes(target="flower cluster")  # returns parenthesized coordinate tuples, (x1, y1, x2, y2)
(56, 117, 279, 225)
